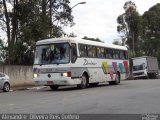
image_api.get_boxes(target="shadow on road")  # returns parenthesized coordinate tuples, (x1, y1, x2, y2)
(35, 83, 119, 92)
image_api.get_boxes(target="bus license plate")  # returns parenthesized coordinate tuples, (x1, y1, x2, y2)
(47, 81, 53, 85)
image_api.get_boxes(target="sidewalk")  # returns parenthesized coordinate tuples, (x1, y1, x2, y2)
(11, 85, 47, 91)
(11, 85, 35, 91)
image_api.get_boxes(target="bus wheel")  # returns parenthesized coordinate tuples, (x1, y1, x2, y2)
(115, 73, 120, 84)
(50, 85, 59, 90)
(77, 74, 88, 89)
(109, 73, 120, 85)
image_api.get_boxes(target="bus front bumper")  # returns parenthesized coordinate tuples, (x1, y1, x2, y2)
(33, 77, 81, 86)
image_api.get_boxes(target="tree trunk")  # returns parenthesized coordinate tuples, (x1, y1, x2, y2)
(11, 0, 18, 44)
(3, 0, 10, 43)
(49, 0, 52, 37)
(3, 0, 12, 64)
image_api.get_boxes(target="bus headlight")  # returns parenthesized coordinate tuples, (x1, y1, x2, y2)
(63, 73, 68, 77)
(63, 72, 71, 77)
(34, 73, 38, 78)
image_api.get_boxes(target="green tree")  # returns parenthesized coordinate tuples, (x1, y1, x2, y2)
(117, 1, 143, 57)
(112, 39, 122, 46)
(82, 36, 104, 43)
(142, 3, 160, 66)
(68, 32, 77, 37)
(0, 0, 74, 65)
(0, 38, 6, 64)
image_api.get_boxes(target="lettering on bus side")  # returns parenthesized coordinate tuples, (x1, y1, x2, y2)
(83, 59, 97, 65)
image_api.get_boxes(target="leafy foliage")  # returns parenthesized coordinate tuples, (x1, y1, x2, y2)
(117, 1, 143, 56)
(0, 0, 74, 65)
(142, 3, 160, 66)
(82, 36, 104, 43)
(117, 1, 160, 67)
(0, 38, 6, 64)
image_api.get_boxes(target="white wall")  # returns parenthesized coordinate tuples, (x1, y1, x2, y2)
(0, 65, 34, 87)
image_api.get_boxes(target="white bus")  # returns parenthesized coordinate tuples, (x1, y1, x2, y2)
(33, 38, 129, 90)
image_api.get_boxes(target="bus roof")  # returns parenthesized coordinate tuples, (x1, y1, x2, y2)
(36, 37, 127, 51)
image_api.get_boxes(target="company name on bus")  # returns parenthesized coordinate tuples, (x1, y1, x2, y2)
(83, 59, 97, 65)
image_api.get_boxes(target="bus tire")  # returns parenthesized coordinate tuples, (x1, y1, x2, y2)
(77, 74, 88, 89)
(50, 85, 59, 90)
(109, 73, 120, 85)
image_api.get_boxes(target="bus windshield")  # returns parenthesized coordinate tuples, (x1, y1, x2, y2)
(34, 43, 70, 65)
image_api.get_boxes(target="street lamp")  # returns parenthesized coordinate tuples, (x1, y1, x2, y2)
(63, 1, 86, 37)
(71, 1, 86, 9)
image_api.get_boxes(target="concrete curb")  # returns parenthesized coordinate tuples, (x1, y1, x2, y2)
(10, 86, 47, 91)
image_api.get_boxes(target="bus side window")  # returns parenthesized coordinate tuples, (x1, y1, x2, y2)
(79, 44, 87, 57)
(124, 51, 128, 59)
(106, 48, 113, 59)
(113, 50, 115, 59)
(87, 45, 97, 58)
(92, 46, 97, 58)
(97, 47, 105, 58)
(116, 50, 120, 59)
(87, 45, 92, 57)
(113, 50, 120, 59)
(119, 50, 125, 59)
(71, 43, 77, 63)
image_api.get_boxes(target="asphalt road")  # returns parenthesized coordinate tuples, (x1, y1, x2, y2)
(0, 79, 160, 114)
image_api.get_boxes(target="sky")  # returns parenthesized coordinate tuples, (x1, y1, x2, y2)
(0, 2, 13, 42)
(64, 0, 160, 43)
(0, 0, 160, 44)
